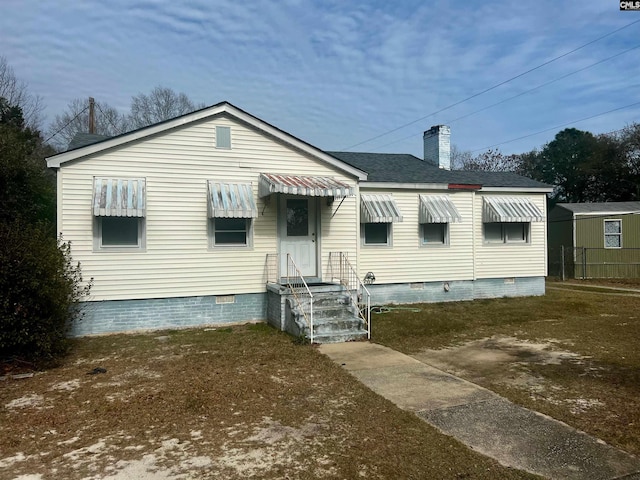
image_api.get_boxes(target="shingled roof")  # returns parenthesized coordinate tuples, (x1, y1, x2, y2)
(326, 151, 550, 189)
(67, 133, 111, 151)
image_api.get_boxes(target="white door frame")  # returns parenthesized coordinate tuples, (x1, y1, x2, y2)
(278, 195, 318, 278)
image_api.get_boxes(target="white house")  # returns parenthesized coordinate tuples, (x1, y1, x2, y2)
(46, 102, 552, 342)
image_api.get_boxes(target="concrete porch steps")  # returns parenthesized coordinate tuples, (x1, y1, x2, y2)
(266, 282, 369, 344)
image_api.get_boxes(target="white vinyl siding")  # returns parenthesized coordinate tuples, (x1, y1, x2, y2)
(58, 115, 358, 301)
(475, 193, 547, 278)
(358, 190, 474, 283)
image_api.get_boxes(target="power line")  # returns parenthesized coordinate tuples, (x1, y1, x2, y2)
(372, 43, 640, 151)
(44, 104, 89, 143)
(444, 44, 640, 126)
(95, 101, 124, 134)
(340, 18, 640, 151)
(469, 102, 640, 152)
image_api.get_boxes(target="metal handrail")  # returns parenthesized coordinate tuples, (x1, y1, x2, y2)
(329, 252, 371, 339)
(265, 253, 279, 283)
(286, 254, 314, 343)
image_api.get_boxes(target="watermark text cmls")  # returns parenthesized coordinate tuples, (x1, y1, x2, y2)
(621, 1, 640, 10)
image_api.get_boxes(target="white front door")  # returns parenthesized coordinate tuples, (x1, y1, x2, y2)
(279, 196, 317, 277)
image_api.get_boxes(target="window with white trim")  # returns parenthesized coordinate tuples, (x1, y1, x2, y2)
(211, 217, 251, 246)
(362, 223, 390, 245)
(215, 126, 231, 149)
(101, 217, 141, 247)
(422, 223, 448, 245)
(92, 177, 146, 251)
(483, 222, 529, 244)
(604, 219, 622, 248)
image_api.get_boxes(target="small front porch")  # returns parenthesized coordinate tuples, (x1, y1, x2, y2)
(265, 252, 371, 344)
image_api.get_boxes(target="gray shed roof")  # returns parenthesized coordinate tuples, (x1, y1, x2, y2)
(326, 151, 550, 189)
(67, 133, 111, 151)
(555, 202, 640, 215)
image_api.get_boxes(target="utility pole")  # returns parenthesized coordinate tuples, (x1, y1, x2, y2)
(89, 97, 96, 134)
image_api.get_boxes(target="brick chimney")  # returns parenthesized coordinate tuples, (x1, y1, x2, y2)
(423, 125, 451, 170)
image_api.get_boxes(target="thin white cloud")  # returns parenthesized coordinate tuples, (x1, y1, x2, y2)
(0, 0, 637, 155)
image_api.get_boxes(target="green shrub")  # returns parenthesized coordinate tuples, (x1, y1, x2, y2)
(0, 221, 92, 360)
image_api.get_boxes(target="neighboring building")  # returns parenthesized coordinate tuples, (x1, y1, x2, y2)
(548, 202, 640, 278)
(46, 102, 552, 340)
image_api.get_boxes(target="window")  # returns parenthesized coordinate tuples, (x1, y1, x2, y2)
(363, 223, 390, 245)
(286, 199, 309, 236)
(96, 217, 144, 249)
(604, 219, 622, 248)
(212, 218, 250, 246)
(483, 222, 529, 244)
(216, 126, 231, 149)
(422, 223, 448, 245)
(92, 177, 146, 251)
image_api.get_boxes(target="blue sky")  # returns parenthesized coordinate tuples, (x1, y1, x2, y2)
(2, 0, 639, 157)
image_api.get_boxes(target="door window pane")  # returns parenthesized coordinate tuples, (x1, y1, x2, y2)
(286, 199, 308, 236)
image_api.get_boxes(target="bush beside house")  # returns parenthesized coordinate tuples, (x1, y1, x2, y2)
(0, 97, 90, 361)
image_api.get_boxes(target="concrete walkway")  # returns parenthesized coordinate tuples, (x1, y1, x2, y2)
(319, 342, 640, 480)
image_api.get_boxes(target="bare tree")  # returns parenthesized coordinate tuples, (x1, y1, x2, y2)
(0, 56, 44, 130)
(46, 98, 129, 151)
(450, 145, 473, 170)
(128, 86, 205, 129)
(457, 148, 520, 172)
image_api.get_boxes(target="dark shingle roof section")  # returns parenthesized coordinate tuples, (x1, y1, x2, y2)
(67, 133, 112, 151)
(327, 151, 550, 189)
(556, 202, 640, 214)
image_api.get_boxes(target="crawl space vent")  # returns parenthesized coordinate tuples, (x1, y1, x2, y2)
(216, 295, 236, 304)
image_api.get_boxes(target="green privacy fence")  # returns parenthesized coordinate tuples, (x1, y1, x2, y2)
(549, 246, 640, 279)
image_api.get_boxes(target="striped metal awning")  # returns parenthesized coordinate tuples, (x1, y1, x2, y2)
(483, 197, 544, 223)
(258, 173, 354, 198)
(360, 194, 403, 223)
(207, 181, 257, 218)
(419, 195, 462, 224)
(93, 178, 146, 217)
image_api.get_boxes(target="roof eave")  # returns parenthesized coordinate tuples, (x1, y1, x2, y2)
(361, 182, 552, 193)
(479, 186, 554, 193)
(573, 211, 639, 216)
(360, 181, 451, 190)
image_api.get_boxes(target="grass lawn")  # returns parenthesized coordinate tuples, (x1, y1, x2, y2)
(0, 323, 536, 479)
(373, 283, 640, 457)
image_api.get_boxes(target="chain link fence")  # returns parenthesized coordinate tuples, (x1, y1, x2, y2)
(549, 246, 640, 279)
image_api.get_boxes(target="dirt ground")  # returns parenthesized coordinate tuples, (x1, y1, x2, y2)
(413, 336, 602, 415)
(373, 286, 640, 457)
(0, 325, 535, 480)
